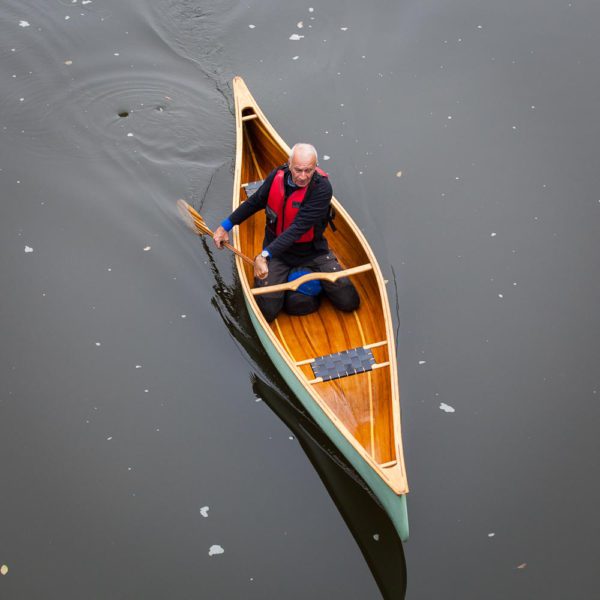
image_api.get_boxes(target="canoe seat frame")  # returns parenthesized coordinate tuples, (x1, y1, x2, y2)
(294, 340, 391, 385)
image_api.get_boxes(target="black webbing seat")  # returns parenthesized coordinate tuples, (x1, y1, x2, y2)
(243, 180, 264, 198)
(310, 346, 376, 382)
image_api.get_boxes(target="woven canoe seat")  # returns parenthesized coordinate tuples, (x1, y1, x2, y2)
(310, 346, 376, 382)
(243, 180, 264, 198)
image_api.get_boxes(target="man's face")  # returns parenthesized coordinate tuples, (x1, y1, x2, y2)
(289, 151, 316, 188)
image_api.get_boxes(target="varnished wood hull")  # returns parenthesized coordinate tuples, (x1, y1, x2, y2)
(231, 76, 409, 541)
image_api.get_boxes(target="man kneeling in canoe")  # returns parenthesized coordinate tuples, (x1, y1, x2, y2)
(213, 143, 360, 323)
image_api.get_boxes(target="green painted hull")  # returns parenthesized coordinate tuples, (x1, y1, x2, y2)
(245, 301, 409, 542)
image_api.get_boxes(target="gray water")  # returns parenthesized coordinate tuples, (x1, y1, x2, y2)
(1, 1, 599, 598)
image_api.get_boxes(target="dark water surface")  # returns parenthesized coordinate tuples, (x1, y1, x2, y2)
(2, 1, 599, 598)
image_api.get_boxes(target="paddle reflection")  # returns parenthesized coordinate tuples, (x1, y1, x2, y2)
(201, 237, 407, 599)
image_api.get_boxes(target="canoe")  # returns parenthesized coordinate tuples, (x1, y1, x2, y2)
(231, 76, 409, 541)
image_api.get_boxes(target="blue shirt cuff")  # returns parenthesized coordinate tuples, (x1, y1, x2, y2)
(220, 218, 233, 232)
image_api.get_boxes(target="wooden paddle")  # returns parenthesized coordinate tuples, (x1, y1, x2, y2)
(177, 199, 255, 266)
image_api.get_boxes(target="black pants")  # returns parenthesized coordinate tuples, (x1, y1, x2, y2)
(254, 252, 360, 323)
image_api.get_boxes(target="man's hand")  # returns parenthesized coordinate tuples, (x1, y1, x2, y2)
(254, 255, 269, 280)
(213, 226, 229, 249)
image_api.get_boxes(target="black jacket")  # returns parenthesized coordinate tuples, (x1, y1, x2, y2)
(227, 165, 333, 265)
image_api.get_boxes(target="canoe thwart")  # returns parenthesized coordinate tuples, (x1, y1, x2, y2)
(251, 264, 373, 296)
(241, 113, 258, 121)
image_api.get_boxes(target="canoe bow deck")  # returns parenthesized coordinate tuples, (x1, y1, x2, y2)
(230, 76, 409, 541)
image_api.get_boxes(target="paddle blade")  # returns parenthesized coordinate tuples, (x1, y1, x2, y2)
(177, 198, 210, 237)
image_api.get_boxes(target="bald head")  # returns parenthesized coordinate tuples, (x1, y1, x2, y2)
(289, 143, 318, 187)
(289, 143, 318, 164)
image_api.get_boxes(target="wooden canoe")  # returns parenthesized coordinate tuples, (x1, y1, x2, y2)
(231, 76, 409, 541)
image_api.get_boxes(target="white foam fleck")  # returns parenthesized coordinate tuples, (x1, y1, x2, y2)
(490, 232, 497, 237)
(200, 506, 209, 517)
(248, 24, 255, 29)
(19, 20, 30, 27)
(24, 246, 33, 253)
(440, 403, 455, 413)
(289, 34, 304, 41)
(135, 365, 142, 369)
(143, 246, 151, 251)
(323, 155, 330, 160)
(65, 15, 71, 20)
(340, 27, 348, 31)
(1, 564, 8, 576)
(396, 171, 402, 177)
(114, 52, 120, 56)
(498, 293, 504, 298)
(292, 56, 299, 60)
(82, 0, 92, 4)
(208, 545, 224, 556)
(308, 7, 314, 12)
(181, 314, 187, 319)
(488, 532, 495, 537)
(297, 21, 304, 28)
(373, 534, 380, 541)
(418, 360, 426, 365)
(106, 436, 113, 441)
(95, 342, 101, 346)
(127, 132, 134, 137)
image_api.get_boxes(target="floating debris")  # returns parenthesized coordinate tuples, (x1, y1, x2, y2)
(19, 20, 30, 27)
(439, 403, 455, 413)
(0, 565, 8, 576)
(396, 171, 402, 178)
(373, 534, 380, 541)
(200, 506, 209, 517)
(65, 60, 73, 65)
(289, 34, 304, 41)
(297, 21, 304, 28)
(24, 246, 33, 253)
(517, 563, 527, 570)
(208, 545, 224, 556)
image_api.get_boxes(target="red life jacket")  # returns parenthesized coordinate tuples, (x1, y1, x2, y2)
(266, 167, 329, 243)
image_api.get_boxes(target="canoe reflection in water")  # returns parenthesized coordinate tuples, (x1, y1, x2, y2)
(202, 238, 407, 599)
